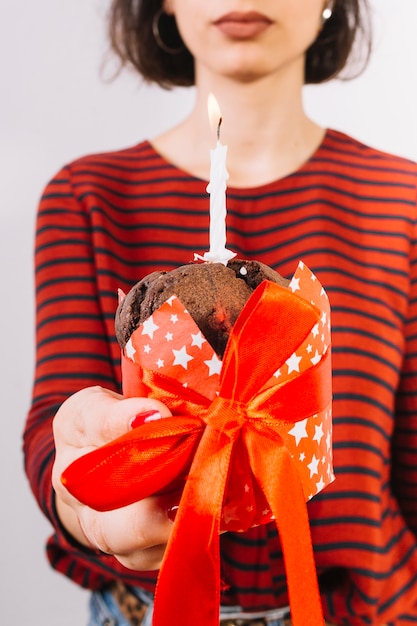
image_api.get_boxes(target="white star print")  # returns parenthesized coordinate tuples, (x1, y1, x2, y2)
(191, 332, 205, 349)
(165, 332, 173, 341)
(142, 315, 159, 339)
(289, 277, 300, 293)
(143, 344, 151, 354)
(286, 352, 302, 374)
(223, 505, 240, 524)
(311, 323, 319, 338)
(316, 477, 326, 492)
(125, 338, 136, 360)
(204, 353, 222, 376)
(172, 346, 193, 369)
(170, 314, 179, 324)
(288, 418, 308, 446)
(166, 296, 176, 306)
(156, 358, 164, 368)
(326, 430, 332, 451)
(310, 350, 321, 365)
(313, 423, 324, 445)
(307, 455, 320, 478)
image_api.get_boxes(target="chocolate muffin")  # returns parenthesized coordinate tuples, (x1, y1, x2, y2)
(116, 259, 289, 358)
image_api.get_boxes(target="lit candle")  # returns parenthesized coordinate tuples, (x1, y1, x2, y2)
(201, 93, 236, 265)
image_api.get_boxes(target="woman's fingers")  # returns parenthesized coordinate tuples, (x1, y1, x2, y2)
(51, 385, 175, 567)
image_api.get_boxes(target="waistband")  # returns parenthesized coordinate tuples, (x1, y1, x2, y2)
(219, 605, 290, 625)
(110, 582, 291, 625)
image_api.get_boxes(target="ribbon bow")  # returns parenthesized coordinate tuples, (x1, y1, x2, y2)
(62, 279, 331, 626)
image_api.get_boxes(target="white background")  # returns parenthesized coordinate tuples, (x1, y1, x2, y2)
(1, 1, 416, 624)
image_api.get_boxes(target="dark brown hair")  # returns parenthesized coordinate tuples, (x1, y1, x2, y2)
(108, 0, 372, 89)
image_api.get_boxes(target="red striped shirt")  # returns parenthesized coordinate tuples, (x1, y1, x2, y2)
(24, 129, 417, 624)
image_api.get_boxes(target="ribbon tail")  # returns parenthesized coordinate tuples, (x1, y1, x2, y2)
(247, 433, 325, 626)
(152, 426, 233, 626)
(61, 417, 204, 510)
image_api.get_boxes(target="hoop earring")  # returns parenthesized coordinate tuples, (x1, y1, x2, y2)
(152, 9, 184, 54)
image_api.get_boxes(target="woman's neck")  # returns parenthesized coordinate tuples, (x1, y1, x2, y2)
(152, 70, 324, 188)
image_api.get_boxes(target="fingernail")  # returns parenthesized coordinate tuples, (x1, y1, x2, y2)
(130, 410, 162, 429)
(167, 505, 179, 522)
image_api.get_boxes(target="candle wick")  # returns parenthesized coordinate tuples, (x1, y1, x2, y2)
(217, 117, 222, 142)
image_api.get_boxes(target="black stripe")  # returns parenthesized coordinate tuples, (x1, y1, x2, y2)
(35, 372, 115, 385)
(37, 332, 108, 348)
(335, 465, 382, 479)
(228, 184, 417, 206)
(36, 313, 103, 331)
(221, 551, 270, 572)
(332, 369, 396, 395)
(76, 183, 207, 202)
(36, 293, 97, 312)
(36, 239, 91, 254)
(332, 438, 387, 459)
(310, 515, 381, 528)
(333, 388, 393, 419)
(332, 324, 402, 354)
(313, 526, 409, 557)
(36, 352, 111, 367)
(36, 275, 95, 294)
(73, 163, 417, 190)
(316, 489, 381, 503)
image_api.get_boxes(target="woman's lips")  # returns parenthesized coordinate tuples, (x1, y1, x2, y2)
(214, 11, 273, 39)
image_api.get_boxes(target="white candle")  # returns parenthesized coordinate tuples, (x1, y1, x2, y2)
(202, 93, 236, 265)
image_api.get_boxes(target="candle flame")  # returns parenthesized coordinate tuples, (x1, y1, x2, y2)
(207, 93, 222, 133)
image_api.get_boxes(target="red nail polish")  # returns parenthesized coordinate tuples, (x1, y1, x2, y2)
(130, 410, 162, 429)
(167, 505, 179, 522)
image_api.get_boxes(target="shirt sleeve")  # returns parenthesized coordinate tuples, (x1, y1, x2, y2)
(23, 164, 119, 543)
(392, 177, 417, 535)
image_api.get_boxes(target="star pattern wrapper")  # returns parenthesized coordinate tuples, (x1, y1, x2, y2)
(62, 261, 333, 626)
(123, 261, 334, 531)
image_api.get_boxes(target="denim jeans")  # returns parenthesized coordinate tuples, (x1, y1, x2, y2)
(88, 586, 154, 626)
(88, 585, 290, 626)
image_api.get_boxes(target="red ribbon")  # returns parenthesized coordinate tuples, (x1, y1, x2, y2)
(62, 280, 331, 626)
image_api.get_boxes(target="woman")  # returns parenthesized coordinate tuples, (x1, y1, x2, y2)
(24, 0, 417, 624)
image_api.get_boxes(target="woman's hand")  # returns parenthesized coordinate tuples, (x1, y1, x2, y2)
(52, 385, 174, 571)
